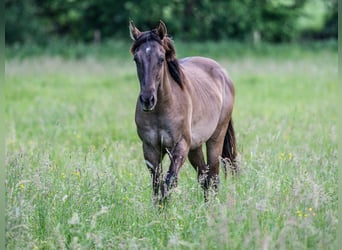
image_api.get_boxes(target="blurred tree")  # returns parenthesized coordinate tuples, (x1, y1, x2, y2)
(34, 0, 100, 41)
(76, 0, 130, 41)
(5, 0, 50, 44)
(5, 0, 334, 45)
(259, 0, 308, 42)
(160, 0, 308, 42)
(318, 0, 337, 39)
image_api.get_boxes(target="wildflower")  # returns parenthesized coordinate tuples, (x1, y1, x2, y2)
(308, 207, 316, 216)
(278, 152, 285, 160)
(61, 173, 66, 179)
(74, 170, 81, 177)
(297, 207, 316, 218)
(19, 184, 25, 190)
(278, 152, 293, 161)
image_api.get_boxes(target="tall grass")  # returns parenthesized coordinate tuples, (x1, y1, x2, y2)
(5, 41, 337, 249)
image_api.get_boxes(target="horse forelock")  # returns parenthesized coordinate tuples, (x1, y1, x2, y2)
(130, 31, 162, 54)
(130, 31, 184, 89)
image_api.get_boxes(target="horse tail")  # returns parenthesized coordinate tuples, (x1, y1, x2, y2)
(221, 118, 238, 179)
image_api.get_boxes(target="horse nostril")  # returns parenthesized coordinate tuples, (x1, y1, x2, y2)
(140, 95, 154, 104)
(149, 95, 155, 104)
(140, 94, 156, 111)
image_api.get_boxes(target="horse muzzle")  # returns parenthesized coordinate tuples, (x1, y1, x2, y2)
(139, 94, 156, 111)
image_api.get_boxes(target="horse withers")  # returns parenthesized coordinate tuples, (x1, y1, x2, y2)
(129, 20, 238, 202)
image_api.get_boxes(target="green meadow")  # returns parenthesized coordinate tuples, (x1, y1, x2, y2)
(5, 41, 337, 249)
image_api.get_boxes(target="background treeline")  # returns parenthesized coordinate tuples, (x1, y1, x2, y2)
(5, 0, 337, 45)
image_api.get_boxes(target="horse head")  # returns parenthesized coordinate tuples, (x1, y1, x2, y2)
(130, 21, 168, 111)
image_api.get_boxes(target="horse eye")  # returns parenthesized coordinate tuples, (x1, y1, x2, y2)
(158, 57, 165, 65)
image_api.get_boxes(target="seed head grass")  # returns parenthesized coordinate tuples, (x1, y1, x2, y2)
(5, 42, 337, 249)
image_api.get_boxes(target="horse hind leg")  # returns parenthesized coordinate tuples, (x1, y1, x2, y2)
(206, 141, 223, 192)
(206, 118, 238, 190)
(206, 121, 233, 192)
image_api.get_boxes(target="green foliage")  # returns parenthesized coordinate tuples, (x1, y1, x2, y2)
(300, 0, 337, 40)
(161, 0, 307, 41)
(5, 0, 337, 44)
(318, 0, 338, 38)
(5, 0, 50, 44)
(5, 43, 337, 248)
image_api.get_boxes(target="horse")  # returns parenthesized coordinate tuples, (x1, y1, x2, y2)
(129, 20, 238, 202)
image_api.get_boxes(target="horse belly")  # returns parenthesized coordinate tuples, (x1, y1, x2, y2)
(190, 117, 219, 149)
(182, 58, 226, 149)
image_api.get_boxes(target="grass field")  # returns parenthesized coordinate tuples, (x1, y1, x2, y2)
(5, 41, 337, 249)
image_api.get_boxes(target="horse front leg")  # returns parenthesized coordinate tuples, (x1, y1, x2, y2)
(143, 143, 165, 201)
(163, 139, 189, 198)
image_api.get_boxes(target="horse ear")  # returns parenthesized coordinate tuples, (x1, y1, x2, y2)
(129, 21, 141, 41)
(156, 20, 167, 39)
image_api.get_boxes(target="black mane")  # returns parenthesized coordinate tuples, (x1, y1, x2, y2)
(167, 59, 183, 87)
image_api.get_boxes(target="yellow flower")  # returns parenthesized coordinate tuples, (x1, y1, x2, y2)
(297, 208, 316, 218)
(278, 152, 285, 160)
(19, 184, 25, 190)
(61, 173, 66, 179)
(74, 170, 81, 177)
(279, 152, 293, 161)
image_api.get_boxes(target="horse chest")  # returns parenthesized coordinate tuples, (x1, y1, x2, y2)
(137, 121, 176, 148)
